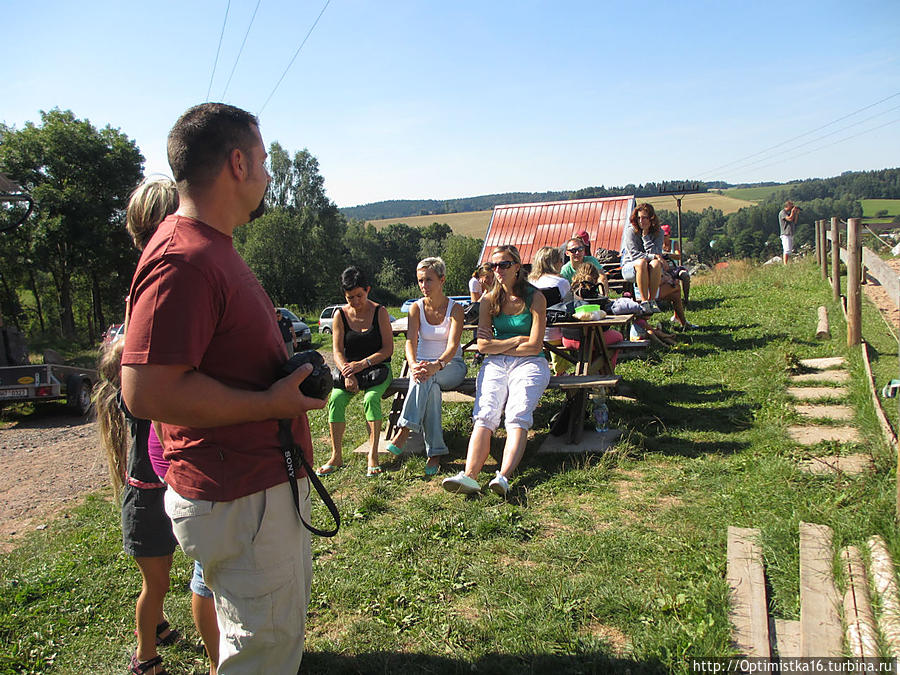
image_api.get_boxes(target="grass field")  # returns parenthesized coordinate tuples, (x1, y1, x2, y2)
(367, 193, 754, 238)
(861, 198, 900, 218)
(3, 259, 899, 673)
(720, 184, 802, 201)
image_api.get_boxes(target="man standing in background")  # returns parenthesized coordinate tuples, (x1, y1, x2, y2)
(778, 200, 799, 264)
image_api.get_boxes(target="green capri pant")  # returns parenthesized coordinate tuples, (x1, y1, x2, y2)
(327, 375, 393, 423)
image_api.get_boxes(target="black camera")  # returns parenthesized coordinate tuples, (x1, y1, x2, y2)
(282, 350, 333, 400)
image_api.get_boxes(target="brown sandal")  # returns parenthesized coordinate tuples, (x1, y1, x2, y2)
(129, 652, 169, 675)
(154, 621, 183, 647)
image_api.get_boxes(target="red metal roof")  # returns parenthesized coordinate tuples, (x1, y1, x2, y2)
(479, 196, 635, 264)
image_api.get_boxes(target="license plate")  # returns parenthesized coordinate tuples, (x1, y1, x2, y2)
(0, 388, 28, 399)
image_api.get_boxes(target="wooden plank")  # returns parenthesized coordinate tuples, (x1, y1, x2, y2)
(861, 342, 898, 450)
(842, 545, 880, 657)
(799, 522, 842, 657)
(863, 246, 900, 309)
(726, 526, 771, 657)
(773, 619, 801, 658)
(867, 535, 900, 656)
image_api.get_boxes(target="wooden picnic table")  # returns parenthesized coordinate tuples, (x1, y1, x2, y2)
(385, 314, 638, 445)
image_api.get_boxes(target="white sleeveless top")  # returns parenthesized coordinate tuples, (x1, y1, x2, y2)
(416, 298, 461, 361)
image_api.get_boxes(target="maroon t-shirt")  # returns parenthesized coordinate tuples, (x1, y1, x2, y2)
(122, 215, 311, 502)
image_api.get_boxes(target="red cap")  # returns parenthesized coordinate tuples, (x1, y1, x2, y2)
(661, 224, 671, 235)
(574, 229, 590, 243)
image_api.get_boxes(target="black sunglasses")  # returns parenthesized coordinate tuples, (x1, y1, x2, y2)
(567, 246, 585, 254)
(486, 260, 515, 270)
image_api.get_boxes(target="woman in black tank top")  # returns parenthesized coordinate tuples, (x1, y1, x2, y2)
(319, 267, 394, 478)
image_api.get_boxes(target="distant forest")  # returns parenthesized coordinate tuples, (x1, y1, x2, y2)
(340, 169, 900, 221)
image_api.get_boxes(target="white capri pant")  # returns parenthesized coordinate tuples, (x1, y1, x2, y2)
(780, 234, 793, 254)
(473, 354, 551, 431)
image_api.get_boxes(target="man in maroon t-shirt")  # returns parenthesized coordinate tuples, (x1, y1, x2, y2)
(122, 103, 325, 674)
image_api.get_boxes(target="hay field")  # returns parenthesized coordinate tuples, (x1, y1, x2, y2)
(861, 199, 900, 217)
(366, 193, 752, 237)
(368, 210, 494, 238)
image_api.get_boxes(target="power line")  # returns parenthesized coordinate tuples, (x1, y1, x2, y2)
(692, 91, 900, 180)
(221, 0, 262, 101)
(206, 0, 232, 101)
(714, 102, 900, 178)
(717, 116, 900, 180)
(257, 0, 331, 116)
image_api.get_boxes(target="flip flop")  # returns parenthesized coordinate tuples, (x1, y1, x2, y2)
(366, 465, 383, 477)
(316, 463, 343, 476)
(386, 442, 403, 456)
(424, 460, 440, 476)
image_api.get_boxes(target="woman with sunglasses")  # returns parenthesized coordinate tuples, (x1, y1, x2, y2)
(442, 245, 550, 497)
(560, 237, 609, 295)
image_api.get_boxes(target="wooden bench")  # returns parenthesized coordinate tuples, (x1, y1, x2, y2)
(382, 373, 620, 445)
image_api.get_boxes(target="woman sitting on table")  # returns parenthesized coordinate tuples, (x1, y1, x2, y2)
(442, 245, 550, 497)
(468, 263, 495, 302)
(385, 257, 466, 476)
(562, 263, 624, 373)
(529, 246, 571, 375)
(319, 266, 394, 478)
(560, 237, 609, 295)
(621, 203, 665, 315)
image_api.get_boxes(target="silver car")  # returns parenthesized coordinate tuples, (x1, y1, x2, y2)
(276, 308, 312, 348)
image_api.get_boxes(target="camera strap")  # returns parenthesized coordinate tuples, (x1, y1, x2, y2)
(277, 419, 340, 537)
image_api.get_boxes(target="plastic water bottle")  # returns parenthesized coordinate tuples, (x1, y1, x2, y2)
(593, 401, 609, 433)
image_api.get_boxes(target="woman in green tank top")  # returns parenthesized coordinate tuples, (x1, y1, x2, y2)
(442, 245, 551, 498)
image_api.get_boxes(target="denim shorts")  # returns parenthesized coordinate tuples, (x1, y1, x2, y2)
(121, 484, 177, 558)
(190, 560, 213, 598)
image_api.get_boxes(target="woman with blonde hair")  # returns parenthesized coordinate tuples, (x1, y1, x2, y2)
(95, 176, 219, 675)
(443, 245, 550, 497)
(386, 257, 466, 475)
(529, 246, 570, 375)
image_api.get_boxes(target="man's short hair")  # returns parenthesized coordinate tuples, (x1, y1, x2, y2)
(167, 103, 259, 189)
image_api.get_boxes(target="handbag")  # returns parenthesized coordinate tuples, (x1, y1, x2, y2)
(331, 362, 390, 390)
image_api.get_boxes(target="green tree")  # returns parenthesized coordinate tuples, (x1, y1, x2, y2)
(0, 109, 143, 339)
(237, 142, 346, 308)
(441, 235, 483, 295)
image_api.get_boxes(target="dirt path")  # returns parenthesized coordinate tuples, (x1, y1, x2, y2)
(0, 407, 106, 553)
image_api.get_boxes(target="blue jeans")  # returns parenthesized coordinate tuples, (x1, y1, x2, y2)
(398, 355, 466, 456)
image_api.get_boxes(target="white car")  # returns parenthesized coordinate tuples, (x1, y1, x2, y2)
(318, 304, 396, 334)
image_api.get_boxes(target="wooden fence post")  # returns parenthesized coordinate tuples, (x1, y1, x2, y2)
(846, 218, 861, 346)
(831, 217, 841, 303)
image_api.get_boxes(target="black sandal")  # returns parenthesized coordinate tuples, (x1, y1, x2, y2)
(129, 652, 169, 675)
(155, 621, 183, 647)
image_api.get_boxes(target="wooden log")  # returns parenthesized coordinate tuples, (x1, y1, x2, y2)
(799, 522, 842, 656)
(860, 342, 898, 452)
(726, 526, 771, 657)
(842, 545, 880, 657)
(816, 306, 830, 339)
(867, 535, 900, 656)
(846, 218, 861, 346)
(831, 217, 841, 303)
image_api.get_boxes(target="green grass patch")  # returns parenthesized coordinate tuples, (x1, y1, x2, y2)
(861, 198, 900, 218)
(721, 184, 802, 202)
(2, 260, 899, 672)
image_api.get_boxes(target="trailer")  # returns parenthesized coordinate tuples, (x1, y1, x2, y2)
(0, 363, 97, 415)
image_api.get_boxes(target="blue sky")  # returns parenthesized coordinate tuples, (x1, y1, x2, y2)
(3, 0, 899, 207)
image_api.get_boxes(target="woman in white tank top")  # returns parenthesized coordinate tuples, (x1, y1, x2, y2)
(386, 257, 466, 475)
